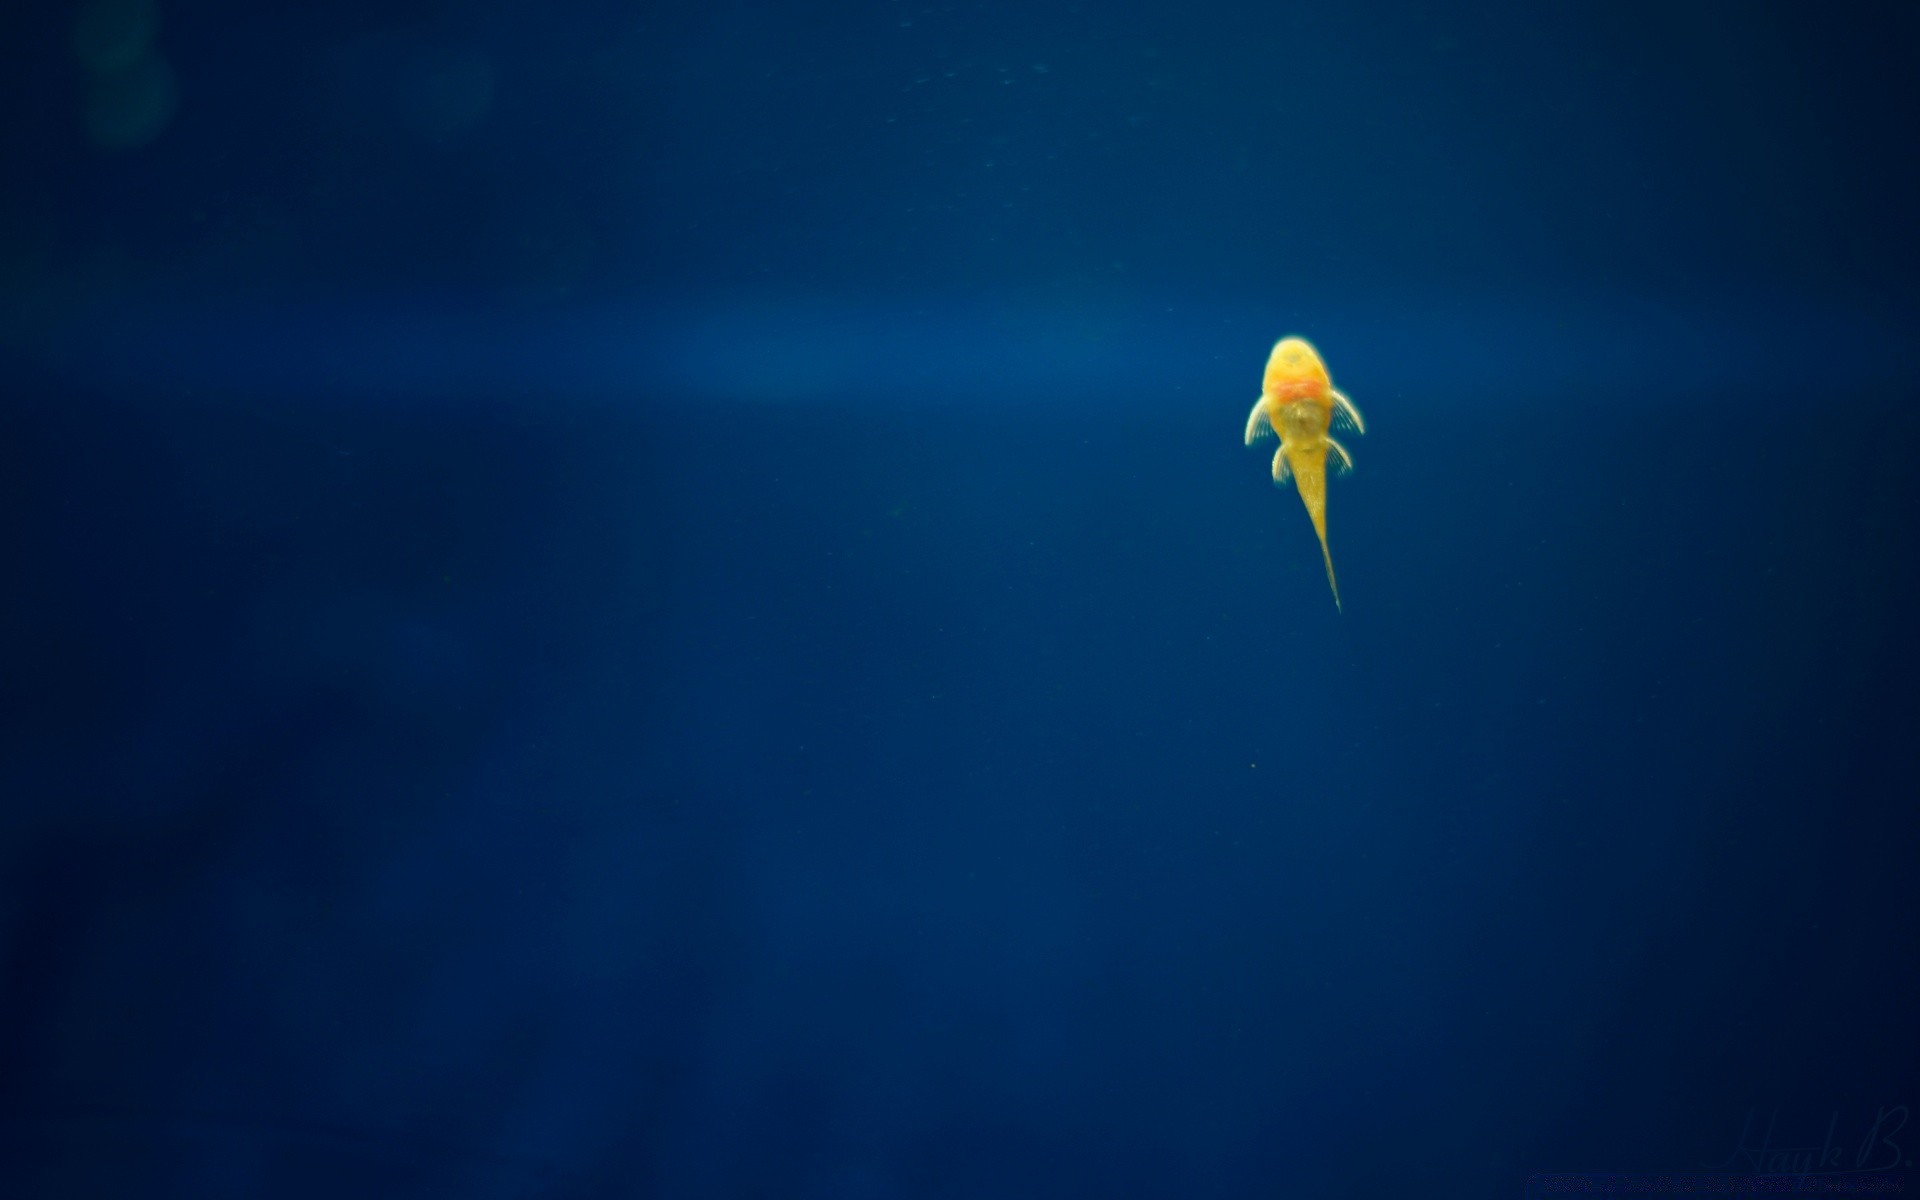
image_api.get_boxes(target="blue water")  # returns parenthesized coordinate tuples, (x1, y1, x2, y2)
(1, 1, 1916, 1197)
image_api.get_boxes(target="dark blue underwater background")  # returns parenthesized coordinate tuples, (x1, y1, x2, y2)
(1, 0, 1917, 1196)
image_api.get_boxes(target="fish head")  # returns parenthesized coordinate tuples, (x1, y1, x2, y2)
(1262, 336, 1332, 404)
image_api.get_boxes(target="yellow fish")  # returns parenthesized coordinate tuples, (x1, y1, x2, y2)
(1243, 336, 1366, 610)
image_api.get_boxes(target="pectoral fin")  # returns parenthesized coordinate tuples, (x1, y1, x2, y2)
(1244, 399, 1274, 444)
(1331, 388, 1366, 434)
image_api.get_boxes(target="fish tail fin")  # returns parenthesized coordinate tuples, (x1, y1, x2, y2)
(1316, 523, 1341, 612)
(1287, 443, 1340, 611)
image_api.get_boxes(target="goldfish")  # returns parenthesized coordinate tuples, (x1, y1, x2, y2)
(1243, 336, 1365, 610)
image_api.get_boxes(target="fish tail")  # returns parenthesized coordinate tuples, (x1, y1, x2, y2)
(1291, 448, 1340, 612)
(1317, 530, 1340, 612)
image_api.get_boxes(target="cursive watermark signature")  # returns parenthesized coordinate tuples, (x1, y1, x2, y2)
(1526, 1106, 1909, 1197)
(1707, 1107, 1910, 1178)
